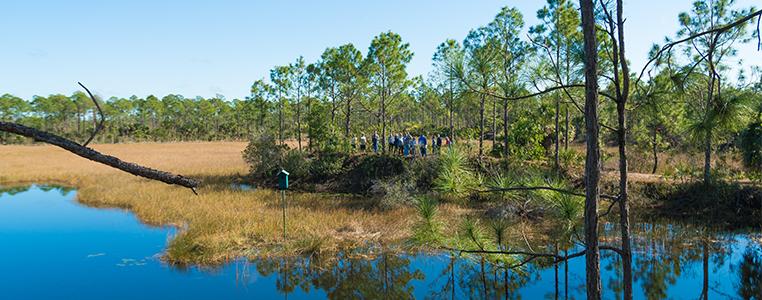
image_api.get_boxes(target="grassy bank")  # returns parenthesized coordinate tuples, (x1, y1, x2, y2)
(0, 142, 475, 264)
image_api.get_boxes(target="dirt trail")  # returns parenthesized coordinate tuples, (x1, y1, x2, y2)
(603, 171, 754, 185)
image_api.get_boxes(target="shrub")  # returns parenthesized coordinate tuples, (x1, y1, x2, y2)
(409, 158, 439, 190)
(343, 154, 406, 193)
(242, 133, 287, 179)
(434, 146, 479, 200)
(659, 181, 762, 228)
(370, 180, 416, 210)
(740, 122, 762, 171)
(558, 149, 584, 170)
(281, 150, 310, 180)
(309, 151, 347, 180)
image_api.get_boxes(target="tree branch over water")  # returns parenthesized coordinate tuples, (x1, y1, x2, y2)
(0, 121, 200, 192)
(0, 84, 200, 193)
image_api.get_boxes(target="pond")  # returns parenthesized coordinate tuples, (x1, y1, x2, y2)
(0, 186, 760, 299)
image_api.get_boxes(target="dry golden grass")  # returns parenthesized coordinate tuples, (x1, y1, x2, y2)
(0, 141, 469, 265)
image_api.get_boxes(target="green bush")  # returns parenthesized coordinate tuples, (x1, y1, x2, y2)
(659, 181, 762, 228)
(409, 158, 439, 190)
(343, 154, 406, 193)
(434, 146, 479, 200)
(281, 150, 310, 180)
(309, 151, 347, 180)
(371, 180, 416, 210)
(242, 133, 287, 179)
(740, 122, 762, 171)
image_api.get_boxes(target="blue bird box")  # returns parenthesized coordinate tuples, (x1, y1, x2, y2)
(278, 169, 289, 190)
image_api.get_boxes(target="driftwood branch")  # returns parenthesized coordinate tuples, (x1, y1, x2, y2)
(78, 82, 105, 147)
(443, 244, 623, 269)
(0, 121, 199, 193)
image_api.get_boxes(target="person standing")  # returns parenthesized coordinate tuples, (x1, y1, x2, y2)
(436, 134, 443, 154)
(418, 133, 428, 157)
(402, 134, 410, 157)
(372, 131, 379, 153)
(360, 133, 367, 152)
(407, 132, 418, 158)
(388, 134, 395, 153)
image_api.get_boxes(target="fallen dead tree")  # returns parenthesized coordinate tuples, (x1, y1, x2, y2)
(0, 83, 199, 193)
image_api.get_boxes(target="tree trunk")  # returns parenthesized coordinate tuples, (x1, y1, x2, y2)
(278, 90, 284, 146)
(580, 0, 602, 298)
(306, 91, 313, 152)
(492, 95, 497, 149)
(651, 126, 658, 174)
(479, 91, 485, 159)
(615, 1, 633, 298)
(344, 97, 352, 138)
(449, 75, 454, 139)
(555, 96, 561, 170)
(296, 88, 302, 151)
(564, 104, 570, 150)
(503, 99, 509, 158)
(617, 101, 633, 300)
(703, 40, 717, 186)
(330, 82, 337, 124)
(381, 88, 387, 153)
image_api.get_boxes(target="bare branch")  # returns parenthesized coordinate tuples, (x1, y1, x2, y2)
(0, 121, 199, 193)
(78, 82, 105, 147)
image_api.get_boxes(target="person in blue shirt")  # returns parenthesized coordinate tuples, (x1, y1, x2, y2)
(402, 134, 410, 157)
(418, 134, 428, 157)
(395, 133, 404, 155)
(372, 131, 379, 153)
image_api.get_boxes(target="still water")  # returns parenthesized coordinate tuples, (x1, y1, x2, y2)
(0, 186, 760, 299)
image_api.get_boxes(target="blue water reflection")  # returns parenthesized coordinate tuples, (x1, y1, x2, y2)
(0, 186, 759, 299)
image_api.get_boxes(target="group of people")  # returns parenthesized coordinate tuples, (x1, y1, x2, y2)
(350, 131, 453, 158)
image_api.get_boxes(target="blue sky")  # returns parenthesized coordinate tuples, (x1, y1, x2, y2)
(1, 0, 759, 100)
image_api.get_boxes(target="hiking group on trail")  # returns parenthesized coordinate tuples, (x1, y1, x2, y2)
(349, 131, 453, 158)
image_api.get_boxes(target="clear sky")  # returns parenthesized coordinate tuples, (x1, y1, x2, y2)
(1, 0, 759, 100)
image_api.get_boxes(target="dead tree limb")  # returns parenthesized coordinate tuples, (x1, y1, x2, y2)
(78, 82, 104, 147)
(0, 121, 199, 193)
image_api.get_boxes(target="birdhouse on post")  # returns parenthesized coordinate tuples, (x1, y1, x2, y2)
(278, 169, 289, 190)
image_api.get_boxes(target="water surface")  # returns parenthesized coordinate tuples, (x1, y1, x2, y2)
(0, 186, 760, 299)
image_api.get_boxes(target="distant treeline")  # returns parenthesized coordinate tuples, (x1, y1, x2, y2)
(0, 93, 263, 143)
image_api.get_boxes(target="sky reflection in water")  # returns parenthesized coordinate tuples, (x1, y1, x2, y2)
(0, 186, 759, 299)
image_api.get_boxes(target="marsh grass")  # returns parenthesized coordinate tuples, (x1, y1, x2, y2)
(0, 142, 469, 265)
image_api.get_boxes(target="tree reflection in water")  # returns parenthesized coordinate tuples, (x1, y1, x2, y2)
(735, 243, 762, 299)
(219, 223, 760, 299)
(252, 252, 424, 299)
